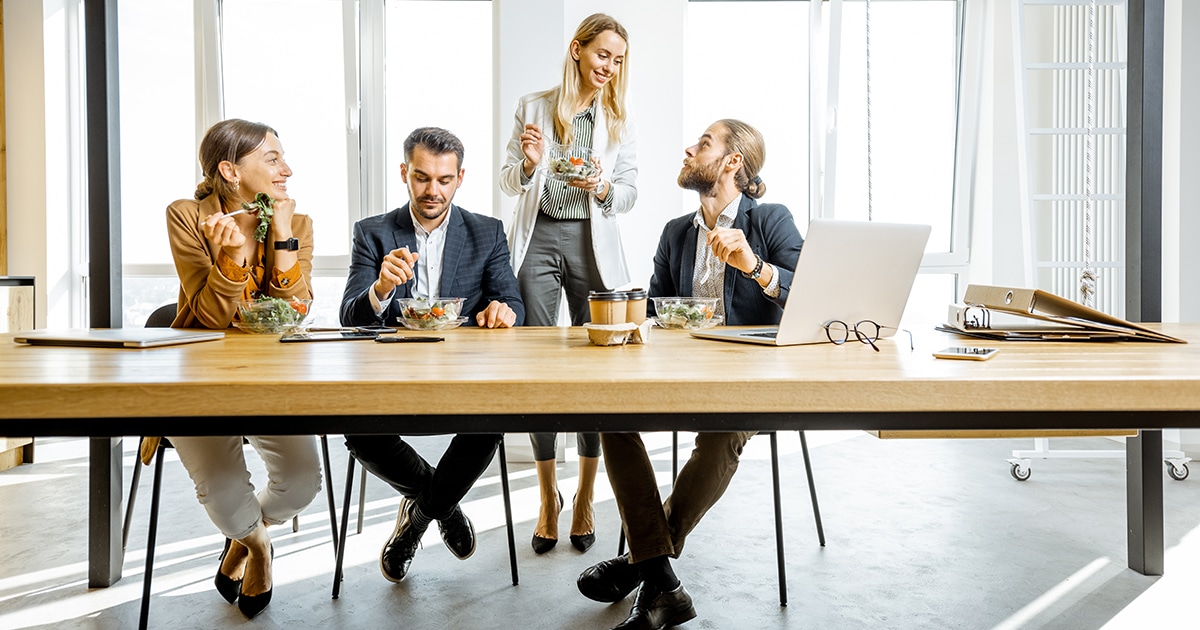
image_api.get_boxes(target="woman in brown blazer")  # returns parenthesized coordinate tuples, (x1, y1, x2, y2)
(164, 119, 321, 619)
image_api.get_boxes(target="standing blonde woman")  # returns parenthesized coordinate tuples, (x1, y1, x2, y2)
(500, 13, 637, 555)
(164, 119, 322, 618)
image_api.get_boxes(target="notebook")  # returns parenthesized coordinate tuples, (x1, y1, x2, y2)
(13, 328, 225, 348)
(690, 219, 931, 346)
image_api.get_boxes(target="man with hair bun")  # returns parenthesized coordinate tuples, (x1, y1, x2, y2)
(577, 119, 803, 630)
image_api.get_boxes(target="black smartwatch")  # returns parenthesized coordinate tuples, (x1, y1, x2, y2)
(273, 237, 299, 251)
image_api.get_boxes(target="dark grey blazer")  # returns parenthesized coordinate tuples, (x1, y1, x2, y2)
(647, 195, 804, 327)
(340, 204, 525, 327)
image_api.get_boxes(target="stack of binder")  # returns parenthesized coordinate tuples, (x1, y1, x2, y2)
(937, 284, 1186, 343)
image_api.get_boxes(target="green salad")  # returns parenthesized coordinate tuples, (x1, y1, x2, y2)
(399, 298, 463, 329)
(547, 156, 598, 181)
(236, 296, 309, 332)
(656, 301, 716, 329)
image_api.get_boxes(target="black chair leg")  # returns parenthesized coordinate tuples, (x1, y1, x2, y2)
(770, 432, 787, 606)
(320, 436, 339, 556)
(138, 444, 166, 630)
(799, 431, 825, 546)
(332, 455, 356, 599)
(672, 431, 679, 482)
(122, 439, 144, 551)
(498, 439, 519, 585)
(357, 466, 368, 535)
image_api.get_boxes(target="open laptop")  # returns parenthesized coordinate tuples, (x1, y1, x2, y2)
(691, 219, 931, 346)
(13, 328, 225, 348)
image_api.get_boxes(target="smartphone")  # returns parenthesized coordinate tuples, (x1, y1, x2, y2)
(356, 325, 398, 334)
(279, 330, 379, 342)
(375, 336, 444, 343)
(932, 346, 999, 361)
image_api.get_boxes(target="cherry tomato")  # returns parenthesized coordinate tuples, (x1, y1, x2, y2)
(432, 307, 445, 317)
(290, 299, 308, 315)
(569, 156, 584, 166)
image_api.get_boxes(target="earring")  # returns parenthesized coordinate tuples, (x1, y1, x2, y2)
(233, 179, 240, 192)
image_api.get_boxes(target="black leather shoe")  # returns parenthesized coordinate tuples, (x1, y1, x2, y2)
(531, 490, 564, 555)
(569, 492, 596, 553)
(570, 532, 596, 553)
(237, 544, 273, 619)
(577, 553, 641, 603)
(214, 538, 242, 604)
(437, 504, 476, 560)
(381, 497, 426, 583)
(611, 582, 697, 630)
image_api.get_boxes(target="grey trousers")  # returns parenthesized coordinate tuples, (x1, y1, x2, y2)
(601, 431, 757, 563)
(167, 435, 322, 540)
(520, 212, 606, 460)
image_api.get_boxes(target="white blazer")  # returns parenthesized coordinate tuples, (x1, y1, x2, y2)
(499, 90, 638, 289)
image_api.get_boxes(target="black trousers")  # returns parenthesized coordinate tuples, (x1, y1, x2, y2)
(344, 434, 501, 520)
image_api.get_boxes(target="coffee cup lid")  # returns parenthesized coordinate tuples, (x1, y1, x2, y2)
(588, 290, 627, 302)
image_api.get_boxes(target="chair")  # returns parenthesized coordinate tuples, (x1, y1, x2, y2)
(331, 435, 519, 597)
(127, 303, 343, 629)
(617, 430, 825, 607)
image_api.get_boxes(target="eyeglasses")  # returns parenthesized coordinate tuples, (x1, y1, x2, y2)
(822, 319, 914, 352)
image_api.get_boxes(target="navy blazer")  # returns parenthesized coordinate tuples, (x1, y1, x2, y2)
(340, 204, 525, 327)
(648, 196, 804, 327)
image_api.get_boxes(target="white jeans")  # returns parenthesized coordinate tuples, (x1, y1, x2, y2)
(165, 435, 322, 540)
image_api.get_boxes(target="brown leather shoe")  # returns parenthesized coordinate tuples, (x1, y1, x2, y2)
(611, 582, 697, 630)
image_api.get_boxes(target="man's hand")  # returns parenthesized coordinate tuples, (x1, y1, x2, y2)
(476, 300, 517, 328)
(705, 227, 757, 273)
(373, 247, 419, 301)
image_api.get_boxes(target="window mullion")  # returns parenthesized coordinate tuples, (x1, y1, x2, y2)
(358, 0, 387, 221)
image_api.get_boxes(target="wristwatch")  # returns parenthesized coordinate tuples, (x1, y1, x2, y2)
(741, 255, 764, 280)
(273, 237, 299, 251)
(594, 179, 607, 198)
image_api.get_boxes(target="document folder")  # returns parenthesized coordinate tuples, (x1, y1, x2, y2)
(938, 285, 1186, 343)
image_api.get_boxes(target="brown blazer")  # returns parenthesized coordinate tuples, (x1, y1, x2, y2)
(167, 194, 314, 329)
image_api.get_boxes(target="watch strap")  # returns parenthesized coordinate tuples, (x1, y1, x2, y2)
(741, 255, 764, 280)
(273, 237, 299, 251)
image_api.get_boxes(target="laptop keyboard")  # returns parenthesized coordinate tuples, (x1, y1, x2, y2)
(746, 331, 778, 339)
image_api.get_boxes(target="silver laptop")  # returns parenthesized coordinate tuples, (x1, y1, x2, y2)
(691, 219, 931, 346)
(13, 328, 225, 348)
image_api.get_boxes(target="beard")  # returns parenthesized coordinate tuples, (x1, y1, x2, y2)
(412, 195, 452, 222)
(677, 156, 723, 196)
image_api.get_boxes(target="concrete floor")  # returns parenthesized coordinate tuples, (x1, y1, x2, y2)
(0, 432, 1196, 629)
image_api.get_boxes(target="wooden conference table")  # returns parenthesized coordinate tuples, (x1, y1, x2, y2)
(2, 324, 1200, 587)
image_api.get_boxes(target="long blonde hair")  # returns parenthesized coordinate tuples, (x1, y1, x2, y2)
(554, 13, 629, 146)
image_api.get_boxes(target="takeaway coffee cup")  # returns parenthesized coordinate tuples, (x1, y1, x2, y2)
(624, 288, 648, 325)
(588, 291, 628, 325)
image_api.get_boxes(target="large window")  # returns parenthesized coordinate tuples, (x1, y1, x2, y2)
(117, 0, 197, 325)
(685, 2, 810, 221)
(384, 1, 493, 216)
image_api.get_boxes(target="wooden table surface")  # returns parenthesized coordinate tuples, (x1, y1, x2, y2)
(4, 323, 1193, 585)
(2, 324, 1199, 428)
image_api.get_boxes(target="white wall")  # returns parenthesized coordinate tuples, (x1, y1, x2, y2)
(4, 0, 49, 328)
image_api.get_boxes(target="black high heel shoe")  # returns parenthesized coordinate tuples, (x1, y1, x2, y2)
(237, 544, 273, 619)
(214, 538, 242, 604)
(569, 493, 596, 553)
(531, 490, 564, 554)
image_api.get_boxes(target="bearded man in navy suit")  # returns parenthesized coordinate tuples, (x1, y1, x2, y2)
(340, 127, 523, 584)
(578, 119, 804, 630)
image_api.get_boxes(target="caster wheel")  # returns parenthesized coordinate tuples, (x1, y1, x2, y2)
(1010, 463, 1031, 481)
(1167, 463, 1189, 481)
